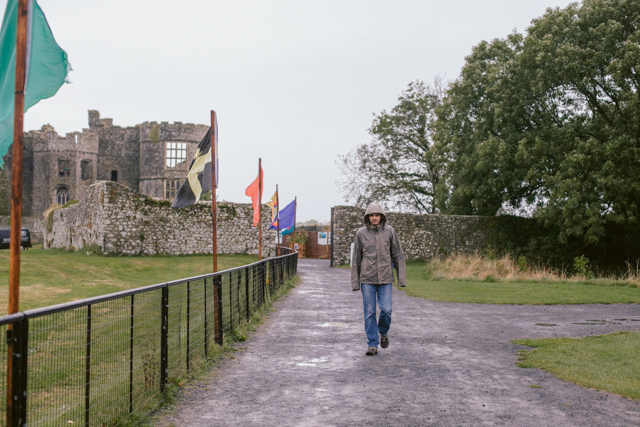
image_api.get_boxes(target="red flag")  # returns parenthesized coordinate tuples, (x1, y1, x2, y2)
(245, 166, 263, 226)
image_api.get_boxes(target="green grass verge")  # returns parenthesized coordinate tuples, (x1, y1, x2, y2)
(0, 246, 259, 313)
(513, 332, 640, 400)
(402, 262, 640, 304)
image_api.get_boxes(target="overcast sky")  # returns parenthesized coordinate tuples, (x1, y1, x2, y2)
(3, 0, 574, 222)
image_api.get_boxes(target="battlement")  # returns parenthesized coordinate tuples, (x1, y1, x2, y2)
(138, 119, 208, 143)
(29, 124, 99, 153)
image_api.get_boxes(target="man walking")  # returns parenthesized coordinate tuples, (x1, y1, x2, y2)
(351, 204, 406, 356)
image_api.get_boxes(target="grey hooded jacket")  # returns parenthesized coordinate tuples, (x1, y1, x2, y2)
(351, 204, 406, 291)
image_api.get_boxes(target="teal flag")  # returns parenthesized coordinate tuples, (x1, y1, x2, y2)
(0, 0, 69, 168)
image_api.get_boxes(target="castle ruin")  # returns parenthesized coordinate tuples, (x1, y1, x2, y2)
(0, 110, 209, 218)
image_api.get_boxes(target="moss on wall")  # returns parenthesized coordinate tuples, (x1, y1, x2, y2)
(149, 125, 161, 142)
(218, 203, 238, 220)
(141, 197, 171, 208)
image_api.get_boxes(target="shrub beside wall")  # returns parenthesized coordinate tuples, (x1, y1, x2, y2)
(485, 216, 640, 271)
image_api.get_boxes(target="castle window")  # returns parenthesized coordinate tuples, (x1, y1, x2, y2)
(111, 170, 118, 182)
(81, 160, 93, 180)
(56, 188, 69, 205)
(166, 142, 187, 169)
(58, 159, 70, 177)
(164, 179, 182, 200)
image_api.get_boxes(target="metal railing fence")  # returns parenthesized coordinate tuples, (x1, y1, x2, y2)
(0, 249, 298, 427)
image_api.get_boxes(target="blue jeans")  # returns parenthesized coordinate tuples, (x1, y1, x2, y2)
(361, 283, 392, 347)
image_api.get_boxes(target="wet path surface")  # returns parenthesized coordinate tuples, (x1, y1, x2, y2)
(156, 259, 640, 426)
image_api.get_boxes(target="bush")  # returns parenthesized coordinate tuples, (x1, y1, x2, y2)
(574, 255, 593, 278)
(485, 215, 640, 273)
(294, 231, 308, 244)
(517, 255, 528, 272)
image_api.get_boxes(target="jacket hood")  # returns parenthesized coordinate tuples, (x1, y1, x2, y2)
(364, 203, 386, 229)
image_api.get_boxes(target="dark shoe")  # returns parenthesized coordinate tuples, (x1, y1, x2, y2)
(365, 346, 378, 356)
(380, 334, 389, 348)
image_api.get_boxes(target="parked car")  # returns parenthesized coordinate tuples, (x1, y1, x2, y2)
(0, 228, 31, 250)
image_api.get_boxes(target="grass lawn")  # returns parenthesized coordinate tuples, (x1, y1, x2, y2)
(0, 244, 299, 426)
(0, 246, 258, 313)
(401, 262, 640, 305)
(514, 332, 640, 400)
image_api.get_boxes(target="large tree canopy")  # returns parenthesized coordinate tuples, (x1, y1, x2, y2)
(337, 80, 445, 213)
(434, 0, 640, 244)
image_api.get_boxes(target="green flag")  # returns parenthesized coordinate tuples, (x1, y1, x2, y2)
(0, 0, 69, 168)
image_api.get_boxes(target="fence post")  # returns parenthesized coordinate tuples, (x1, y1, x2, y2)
(160, 286, 169, 393)
(245, 267, 250, 321)
(214, 275, 223, 345)
(267, 260, 271, 293)
(270, 259, 275, 293)
(204, 278, 208, 358)
(85, 305, 91, 427)
(257, 264, 263, 307)
(252, 266, 257, 306)
(257, 263, 262, 306)
(129, 295, 134, 415)
(280, 258, 284, 287)
(253, 265, 258, 308)
(261, 262, 266, 304)
(229, 273, 233, 332)
(9, 318, 28, 427)
(273, 259, 277, 292)
(186, 281, 191, 373)
(236, 269, 242, 317)
(273, 259, 277, 290)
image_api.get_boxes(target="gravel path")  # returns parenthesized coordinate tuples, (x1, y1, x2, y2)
(155, 259, 640, 426)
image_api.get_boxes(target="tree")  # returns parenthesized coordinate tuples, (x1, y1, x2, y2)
(434, 0, 640, 244)
(337, 79, 446, 213)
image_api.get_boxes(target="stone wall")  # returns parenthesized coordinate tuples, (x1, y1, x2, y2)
(331, 206, 490, 266)
(44, 181, 277, 256)
(0, 216, 44, 244)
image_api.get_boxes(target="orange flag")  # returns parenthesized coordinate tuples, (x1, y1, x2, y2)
(245, 166, 263, 226)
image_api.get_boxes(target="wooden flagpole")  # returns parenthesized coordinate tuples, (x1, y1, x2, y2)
(7, 0, 29, 423)
(292, 196, 297, 250)
(258, 158, 262, 260)
(210, 110, 217, 272)
(276, 184, 280, 256)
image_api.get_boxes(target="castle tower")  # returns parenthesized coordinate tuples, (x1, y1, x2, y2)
(30, 122, 99, 216)
(138, 121, 208, 200)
